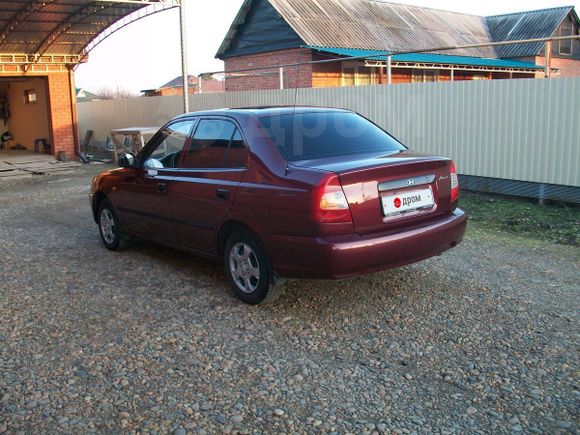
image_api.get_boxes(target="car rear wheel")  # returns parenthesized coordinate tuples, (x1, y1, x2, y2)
(98, 199, 126, 251)
(224, 231, 282, 304)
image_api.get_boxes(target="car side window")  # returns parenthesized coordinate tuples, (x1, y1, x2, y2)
(180, 119, 248, 169)
(144, 120, 195, 169)
(227, 129, 249, 168)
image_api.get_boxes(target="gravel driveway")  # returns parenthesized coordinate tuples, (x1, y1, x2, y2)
(0, 168, 578, 434)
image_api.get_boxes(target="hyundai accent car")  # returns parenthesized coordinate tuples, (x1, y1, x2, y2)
(90, 107, 467, 304)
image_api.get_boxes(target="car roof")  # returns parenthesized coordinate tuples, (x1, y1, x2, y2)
(174, 106, 352, 120)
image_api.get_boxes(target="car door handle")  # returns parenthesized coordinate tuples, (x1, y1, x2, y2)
(157, 182, 167, 193)
(216, 188, 230, 200)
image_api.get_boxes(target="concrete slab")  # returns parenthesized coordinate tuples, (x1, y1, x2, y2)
(0, 161, 14, 172)
(0, 151, 82, 181)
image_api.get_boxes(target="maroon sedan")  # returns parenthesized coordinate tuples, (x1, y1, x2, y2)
(91, 107, 466, 304)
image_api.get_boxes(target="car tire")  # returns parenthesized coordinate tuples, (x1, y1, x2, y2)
(98, 199, 127, 251)
(224, 231, 282, 305)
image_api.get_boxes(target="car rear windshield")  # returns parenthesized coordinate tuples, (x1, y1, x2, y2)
(259, 112, 406, 161)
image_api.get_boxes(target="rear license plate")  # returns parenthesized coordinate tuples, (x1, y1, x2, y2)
(382, 187, 435, 216)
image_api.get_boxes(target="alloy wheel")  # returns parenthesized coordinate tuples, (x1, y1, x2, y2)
(229, 242, 261, 293)
(100, 208, 116, 245)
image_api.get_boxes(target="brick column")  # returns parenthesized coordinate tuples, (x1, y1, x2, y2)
(47, 72, 76, 160)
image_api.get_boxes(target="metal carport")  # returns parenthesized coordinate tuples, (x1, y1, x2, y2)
(0, 0, 180, 68)
(0, 0, 182, 160)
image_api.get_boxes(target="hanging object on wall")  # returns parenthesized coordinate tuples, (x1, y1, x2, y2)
(24, 89, 37, 105)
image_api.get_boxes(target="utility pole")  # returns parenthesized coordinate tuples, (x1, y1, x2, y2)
(279, 67, 284, 89)
(544, 41, 552, 78)
(179, 0, 189, 113)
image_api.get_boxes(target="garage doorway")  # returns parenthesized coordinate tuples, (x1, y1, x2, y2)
(0, 77, 52, 156)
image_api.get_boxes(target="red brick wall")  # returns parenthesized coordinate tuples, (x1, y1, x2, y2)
(46, 72, 76, 160)
(223, 49, 551, 92)
(160, 88, 182, 96)
(547, 56, 580, 77)
(532, 56, 580, 77)
(312, 56, 342, 87)
(157, 88, 209, 96)
(224, 48, 313, 92)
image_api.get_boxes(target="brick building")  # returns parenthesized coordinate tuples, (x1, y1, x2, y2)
(0, 0, 177, 161)
(216, 0, 580, 92)
(141, 75, 225, 97)
(0, 60, 79, 159)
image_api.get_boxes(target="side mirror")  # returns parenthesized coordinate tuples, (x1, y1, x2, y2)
(118, 153, 135, 168)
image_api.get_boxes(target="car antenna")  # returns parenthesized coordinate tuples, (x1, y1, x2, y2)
(286, 60, 302, 176)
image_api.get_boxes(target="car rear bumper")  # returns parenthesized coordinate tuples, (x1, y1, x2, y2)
(262, 209, 467, 279)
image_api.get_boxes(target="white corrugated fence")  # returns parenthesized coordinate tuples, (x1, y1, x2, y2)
(78, 77, 579, 188)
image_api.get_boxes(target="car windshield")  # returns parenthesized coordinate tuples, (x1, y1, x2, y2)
(259, 112, 406, 161)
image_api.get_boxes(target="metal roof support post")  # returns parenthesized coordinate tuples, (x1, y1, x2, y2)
(179, 0, 189, 113)
(544, 41, 552, 78)
(68, 66, 80, 161)
(386, 55, 392, 84)
(450, 66, 454, 81)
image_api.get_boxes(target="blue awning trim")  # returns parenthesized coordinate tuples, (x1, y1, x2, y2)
(305, 46, 544, 70)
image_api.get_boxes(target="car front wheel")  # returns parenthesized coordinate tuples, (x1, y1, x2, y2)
(98, 199, 126, 251)
(224, 231, 282, 304)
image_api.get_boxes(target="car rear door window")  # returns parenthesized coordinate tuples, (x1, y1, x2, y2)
(181, 119, 248, 169)
(227, 129, 248, 168)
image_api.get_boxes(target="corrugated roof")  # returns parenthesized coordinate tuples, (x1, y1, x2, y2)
(218, 0, 496, 58)
(306, 46, 543, 69)
(217, 0, 578, 60)
(0, 0, 178, 58)
(486, 6, 576, 58)
(268, 0, 496, 57)
(162, 75, 199, 88)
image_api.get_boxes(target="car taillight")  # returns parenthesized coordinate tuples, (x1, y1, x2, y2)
(450, 161, 459, 203)
(312, 173, 353, 223)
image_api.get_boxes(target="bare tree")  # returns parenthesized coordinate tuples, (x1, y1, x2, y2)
(96, 86, 137, 100)
(199, 73, 216, 81)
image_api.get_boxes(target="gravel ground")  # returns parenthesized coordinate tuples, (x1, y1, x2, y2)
(0, 168, 578, 434)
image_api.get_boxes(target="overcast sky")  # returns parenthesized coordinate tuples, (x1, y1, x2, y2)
(74, 0, 579, 94)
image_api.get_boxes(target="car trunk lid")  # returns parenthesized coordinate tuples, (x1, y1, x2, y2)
(293, 151, 454, 234)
